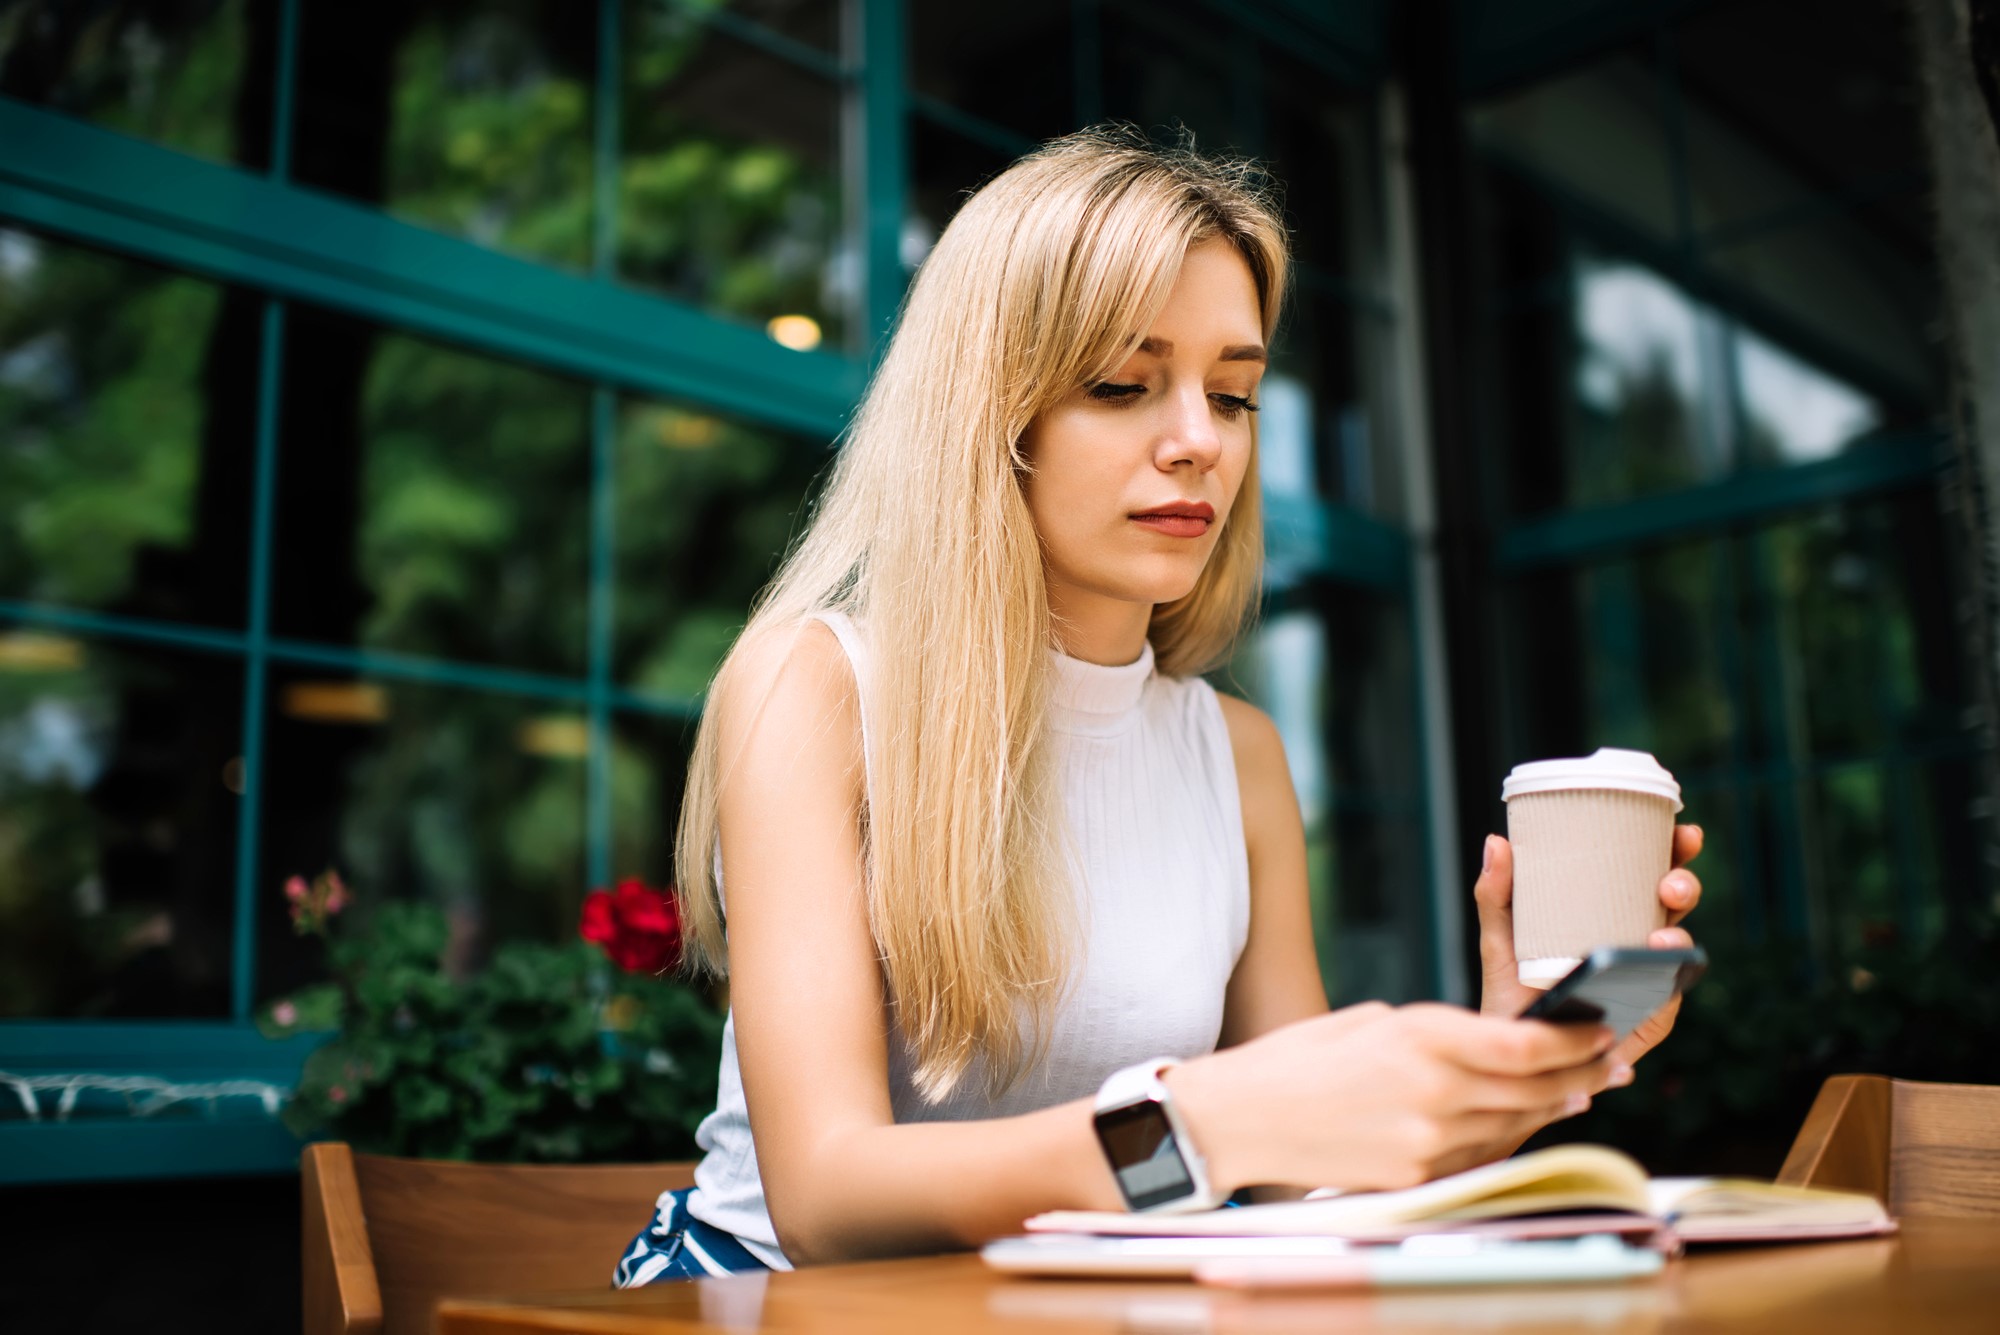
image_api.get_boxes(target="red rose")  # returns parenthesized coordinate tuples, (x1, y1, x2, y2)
(579, 877, 683, 975)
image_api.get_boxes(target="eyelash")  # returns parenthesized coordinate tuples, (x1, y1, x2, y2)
(1086, 382, 1261, 419)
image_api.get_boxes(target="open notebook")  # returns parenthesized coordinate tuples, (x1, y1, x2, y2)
(1025, 1144, 1895, 1245)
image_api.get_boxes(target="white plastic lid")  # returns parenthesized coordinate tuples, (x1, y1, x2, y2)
(1501, 747, 1683, 810)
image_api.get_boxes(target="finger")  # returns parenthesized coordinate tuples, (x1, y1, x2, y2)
(1614, 993, 1682, 1067)
(1452, 1057, 1615, 1113)
(1647, 926, 1694, 951)
(1434, 1012, 1614, 1077)
(1313, 1000, 1395, 1040)
(1658, 868, 1701, 926)
(1473, 835, 1519, 978)
(1671, 824, 1704, 869)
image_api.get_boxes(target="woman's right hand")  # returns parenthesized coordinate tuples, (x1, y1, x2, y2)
(1165, 1002, 1618, 1195)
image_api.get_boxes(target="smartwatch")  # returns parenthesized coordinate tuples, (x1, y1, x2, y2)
(1091, 1057, 1226, 1214)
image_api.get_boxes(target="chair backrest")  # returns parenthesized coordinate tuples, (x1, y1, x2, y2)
(302, 1142, 696, 1335)
(1777, 1075, 2000, 1217)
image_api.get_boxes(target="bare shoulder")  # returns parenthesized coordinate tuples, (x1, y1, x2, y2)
(712, 618, 863, 790)
(1212, 690, 1292, 793)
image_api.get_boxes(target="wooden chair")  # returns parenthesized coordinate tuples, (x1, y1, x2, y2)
(301, 1142, 696, 1335)
(1777, 1075, 2000, 1217)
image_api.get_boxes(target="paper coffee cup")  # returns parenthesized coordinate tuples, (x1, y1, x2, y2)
(1502, 748, 1682, 988)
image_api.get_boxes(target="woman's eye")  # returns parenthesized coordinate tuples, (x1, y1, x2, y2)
(1087, 381, 1146, 404)
(1211, 393, 1260, 419)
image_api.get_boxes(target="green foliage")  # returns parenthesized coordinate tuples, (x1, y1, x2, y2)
(262, 900, 722, 1163)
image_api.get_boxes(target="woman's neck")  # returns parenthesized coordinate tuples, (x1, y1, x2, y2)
(1047, 583, 1153, 666)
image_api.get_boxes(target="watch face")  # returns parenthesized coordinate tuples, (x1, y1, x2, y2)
(1094, 1101, 1195, 1211)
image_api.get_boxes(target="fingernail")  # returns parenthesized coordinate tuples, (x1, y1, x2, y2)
(1609, 1063, 1634, 1088)
(1564, 1092, 1591, 1116)
(1482, 835, 1497, 874)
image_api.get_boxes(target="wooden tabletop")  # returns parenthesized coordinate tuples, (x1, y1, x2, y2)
(437, 1217, 2000, 1335)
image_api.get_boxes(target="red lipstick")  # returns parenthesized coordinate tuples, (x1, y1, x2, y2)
(1130, 500, 1215, 539)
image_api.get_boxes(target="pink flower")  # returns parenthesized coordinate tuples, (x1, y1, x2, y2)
(328, 1085, 348, 1105)
(272, 1001, 298, 1027)
(284, 876, 309, 903)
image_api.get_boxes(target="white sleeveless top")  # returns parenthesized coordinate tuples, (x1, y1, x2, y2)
(685, 613, 1252, 1266)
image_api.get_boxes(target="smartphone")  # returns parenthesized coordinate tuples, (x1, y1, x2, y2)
(1516, 946, 1707, 1042)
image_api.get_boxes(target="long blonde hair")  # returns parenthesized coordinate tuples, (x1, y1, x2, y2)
(677, 125, 1290, 1100)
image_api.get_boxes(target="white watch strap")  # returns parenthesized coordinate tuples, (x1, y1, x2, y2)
(1094, 1057, 1224, 1213)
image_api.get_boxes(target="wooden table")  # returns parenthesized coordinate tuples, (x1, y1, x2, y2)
(438, 1217, 2000, 1334)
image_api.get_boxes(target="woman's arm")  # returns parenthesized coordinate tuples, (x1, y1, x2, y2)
(1213, 693, 1329, 1046)
(719, 630, 1616, 1263)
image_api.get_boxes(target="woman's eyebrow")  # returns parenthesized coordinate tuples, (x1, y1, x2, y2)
(1134, 337, 1268, 363)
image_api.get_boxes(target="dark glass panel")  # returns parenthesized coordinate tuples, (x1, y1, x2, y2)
(1675, 0, 1928, 243)
(1466, 51, 1678, 252)
(714, 0, 837, 53)
(0, 0, 266, 167)
(0, 227, 253, 626)
(1234, 588, 1428, 1004)
(0, 635, 241, 1017)
(270, 306, 591, 674)
(1268, 295, 1400, 516)
(906, 117, 1015, 265)
(1561, 253, 1716, 506)
(291, 0, 595, 268)
(614, 398, 827, 695)
(910, 1, 1073, 140)
(1258, 49, 1374, 281)
(621, 8, 847, 342)
(254, 667, 586, 1001)
(608, 709, 692, 891)
(1098, 0, 1245, 151)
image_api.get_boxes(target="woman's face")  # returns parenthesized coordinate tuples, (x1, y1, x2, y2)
(1021, 239, 1264, 639)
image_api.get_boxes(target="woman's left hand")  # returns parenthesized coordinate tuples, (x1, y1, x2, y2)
(1473, 825, 1705, 1073)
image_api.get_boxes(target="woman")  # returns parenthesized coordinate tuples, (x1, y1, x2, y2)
(614, 126, 1703, 1284)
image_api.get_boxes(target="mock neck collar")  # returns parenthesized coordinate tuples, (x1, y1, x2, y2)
(1048, 638, 1154, 725)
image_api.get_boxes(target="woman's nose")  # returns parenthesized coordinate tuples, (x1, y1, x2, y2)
(1155, 386, 1222, 471)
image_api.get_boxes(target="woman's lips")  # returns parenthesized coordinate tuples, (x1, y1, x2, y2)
(1130, 502, 1214, 539)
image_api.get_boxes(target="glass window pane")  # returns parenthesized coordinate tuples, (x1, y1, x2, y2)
(0, 227, 252, 625)
(1733, 328, 1884, 468)
(271, 306, 591, 674)
(1270, 296, 1402, 518)
(1564, 254, 1718, 505)
(1676, 0, 1927, 241)
(610, 708, 692, 889)
(255, 669, 586, 1002)
(1259, 53, 1376, 283)
(1098, 0, 1245, 151)
(1232, 587, 1428, 1005)
(291, 0, 595, 268)
(620, 9, 848, 343)
(716, 0, 837, 54)
(0, 0, 263, 167)
(0, 635, 241, 1018)
(910, 2, 1073, 141)
(906, 118, 1016, 268)
(1703, 214, 1941, 416)
(614, 399, 828, 696)
(1468, 52, 1679, 252)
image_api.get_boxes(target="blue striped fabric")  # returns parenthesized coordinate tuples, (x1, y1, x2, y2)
(612, 1188, 774, 1286)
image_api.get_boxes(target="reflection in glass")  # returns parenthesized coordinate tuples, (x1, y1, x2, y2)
(1468, 53, 1676, 250)
(0, 0, 260, 166)
(910, 2, 1072, 140)
(1734, 331, 1881, 466)
(1271, 295, 1399, 515)
(615, 400, 827, 698)
(609, 710, 692, 891)
(1675, 0, 1927, 240)
(255, 669, 586, 1002)
(0, 636, 241, 1018)
(271, 307, 591, 673)
(1567, 256, 1716, 504)
(906, 118, 1016, 266)
(1259, 51, 1374, 281)
(621, 7, 848, 341)
(292, 0, 594, 268)
(0, 227, 252, 625)
(1098, 0, 1242, 151)
(1233, 589, 1427, 1004)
